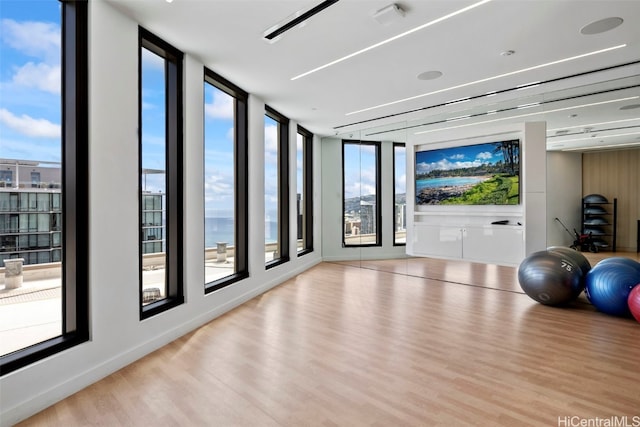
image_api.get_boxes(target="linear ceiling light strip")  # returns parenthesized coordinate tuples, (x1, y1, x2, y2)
(334, 59, 640, 131)
(291, 0, 493, 80)
(363, 86, 640, 137)
(347, 44, 627, 116)
(554, 130, 640, 143)
(413, 96, 639, 135)
(563, 141, 640, 151)
(548, 118, 640, 133)
(264, 0, 340, 41)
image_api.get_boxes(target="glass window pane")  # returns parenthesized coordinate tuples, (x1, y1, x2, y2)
(38, 213, 50, 232)
(264, 115, 279, 263)
(394, 144, 406, 245)
(140, 46, 167, 304)
(296, 133, 304, 252)
(204, 83, 236, 283)
(343, 142, 380, 246)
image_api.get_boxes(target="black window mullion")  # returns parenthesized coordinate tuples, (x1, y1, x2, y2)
(298, 125, 313, 256)
(1, 0, 89, 376)
(265, 106, 290, 269)
(139, 28, 184, 318)
(203, 68, 249, 292)
(342, 140, 381, 248)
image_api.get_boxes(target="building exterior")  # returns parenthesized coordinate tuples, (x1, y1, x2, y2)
(141, 192, 164, 254)
(0, 159, 166, 265)
(0, 160, 62, 266)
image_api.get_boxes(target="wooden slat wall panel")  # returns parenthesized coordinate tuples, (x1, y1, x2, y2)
(582, 148, 640, 251)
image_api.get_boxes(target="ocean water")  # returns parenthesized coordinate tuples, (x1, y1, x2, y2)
(416, 176, 486, 192)
(205, 217, 278, 248)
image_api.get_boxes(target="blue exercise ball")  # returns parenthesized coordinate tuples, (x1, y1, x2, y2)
(585, 260, 640, 317)
(595, 257, 640, 276)
(518, 250, 584, 305)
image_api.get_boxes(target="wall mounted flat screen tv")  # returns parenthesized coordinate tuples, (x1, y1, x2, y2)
(415, 139, 520, 205)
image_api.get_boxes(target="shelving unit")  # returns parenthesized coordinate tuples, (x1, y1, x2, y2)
(582, 194, 617, 252)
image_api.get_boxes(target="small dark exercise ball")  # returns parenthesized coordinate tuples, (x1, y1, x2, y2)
(518, 250, 584, 306)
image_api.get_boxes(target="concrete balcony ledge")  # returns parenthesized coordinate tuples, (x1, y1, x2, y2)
(0, 261, 62, 285)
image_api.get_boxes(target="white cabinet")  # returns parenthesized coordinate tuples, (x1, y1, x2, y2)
(412, 223, 524, 266)
(413, 225, 463, 258)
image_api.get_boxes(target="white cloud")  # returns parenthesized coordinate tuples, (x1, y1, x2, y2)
(1, 19, 60, 61)
(12, 62, 61, 94)
(205, 91, 234, 120)
(417, 158, 487, 174)
(264, 123, 278, 162)
(395, 174, 406, 193)
(141, 48, 164, 70)
(204, 173, 234, 201)
(476, 151, 493, 160)
(450, 154, 465, 160)
(0, 108, 60, 138)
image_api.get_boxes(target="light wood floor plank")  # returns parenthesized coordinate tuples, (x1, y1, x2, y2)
(17, 255, 640, 426)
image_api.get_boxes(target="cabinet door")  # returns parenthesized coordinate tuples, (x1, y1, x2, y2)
(412, 224, 462, 258)
(463, 226, 524, 265)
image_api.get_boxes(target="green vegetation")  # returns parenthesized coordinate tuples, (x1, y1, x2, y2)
(441, 174, 519, 205)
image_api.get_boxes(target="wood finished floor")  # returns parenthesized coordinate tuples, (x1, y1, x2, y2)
(18, 253, 640, 426)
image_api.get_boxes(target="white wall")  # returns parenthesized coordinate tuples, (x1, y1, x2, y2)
(546, 151, 583, 247)
(0, 1, 321, 424)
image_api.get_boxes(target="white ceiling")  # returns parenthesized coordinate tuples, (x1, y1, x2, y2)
(106, 0, 640, 151)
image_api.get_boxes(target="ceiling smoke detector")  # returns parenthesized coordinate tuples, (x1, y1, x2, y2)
(373, 3, 405, 25)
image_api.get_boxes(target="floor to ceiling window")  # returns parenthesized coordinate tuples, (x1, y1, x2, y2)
(296, 125, 313, 255)
(393, 143, 406, 245)
(0, 0, 88, 375)
(138, 28, 184, 318)
(203, 68, 248, 291)
(342, 141, 381, 247)
(264, 107, 289, 267)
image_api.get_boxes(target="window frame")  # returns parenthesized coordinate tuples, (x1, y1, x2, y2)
(264, 106, 290, 269)
(296, 125, 313, 256)
(0, 0, 89, 376)
(342, 140, 382, 248)
(138, 28, 184, 319)
(203, 68, 249, 293)
(393, 142, 406, 247)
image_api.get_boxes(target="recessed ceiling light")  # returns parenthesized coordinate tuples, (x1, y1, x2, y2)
(580, 17, 623, 35)
(417, 70, 443, 80)
(620, 104, 640, 110)
(347, 44, 626, 116)
(291, 0, 493, 80)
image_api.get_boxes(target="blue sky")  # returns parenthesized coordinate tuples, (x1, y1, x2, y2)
(0, 0, 62, 162)
(1, 1, 405, 217)
(415, 142, 502, 175)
